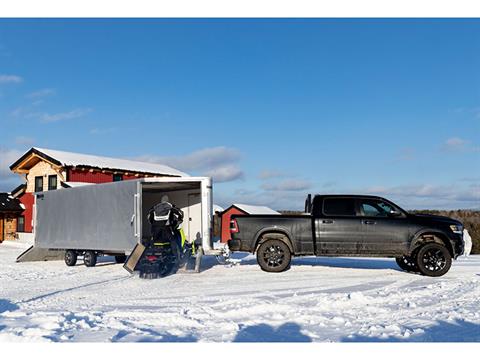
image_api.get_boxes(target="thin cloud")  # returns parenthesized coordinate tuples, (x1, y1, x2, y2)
(442, 137, 479, 153)
(442, 137, 469, 152)
(262, 179, 312, 192)
(133, 146, 244, 183)
(0, 74, 22, 84)
(398, 147, 415, 161)
(90, 128, 116, 135)
(15, 136, 35, 146)
(0, 148, 23, 179)
(40, 108, 92, 123)
(205, 165, 244, 183)
(364, 183, 480, 209)
(258, 170, 285, 180)
(26, 88, 55, 99)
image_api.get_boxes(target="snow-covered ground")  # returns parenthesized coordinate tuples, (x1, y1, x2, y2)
(1, 239, 480, 342)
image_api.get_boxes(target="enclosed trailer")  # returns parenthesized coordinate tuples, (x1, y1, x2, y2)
(18, 177, 222, 266)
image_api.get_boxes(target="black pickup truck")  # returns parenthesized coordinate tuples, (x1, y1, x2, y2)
(228, 194, 465, 277)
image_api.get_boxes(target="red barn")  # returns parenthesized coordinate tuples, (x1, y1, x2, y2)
(220, 204, 279, 243)
(9, 147, 187, 236)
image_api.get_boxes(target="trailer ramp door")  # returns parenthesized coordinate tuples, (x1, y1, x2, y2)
(123, 243, 146, 273)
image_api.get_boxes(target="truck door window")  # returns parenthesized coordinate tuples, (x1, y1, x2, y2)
(323, 198, 355, 216)
(359, 199, 395, 217)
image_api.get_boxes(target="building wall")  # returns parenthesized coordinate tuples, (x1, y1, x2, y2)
(221, 208, 247, 243)
(25, 161, 65, 193)
(68, 168, 141, 183)
(0, 214, 18, 241)
(19, 193, 34, 233)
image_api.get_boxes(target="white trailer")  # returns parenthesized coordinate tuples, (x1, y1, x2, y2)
(17, 177, 223, 268)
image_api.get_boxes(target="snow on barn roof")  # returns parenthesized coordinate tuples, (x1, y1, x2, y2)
(232, 203, 279, 215)
(12, 147, 188, 177)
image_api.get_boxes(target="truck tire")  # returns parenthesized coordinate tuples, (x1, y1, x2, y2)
(115, 255, 127, 264)
(415, 243, 452, 277)
(395, 255, 418, 272)
(83, 251, 97, 267)
(257, 239, 291, 273)
(65, 250, 77, 267)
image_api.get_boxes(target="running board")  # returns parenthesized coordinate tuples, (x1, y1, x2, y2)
(16, 246, 65, 263)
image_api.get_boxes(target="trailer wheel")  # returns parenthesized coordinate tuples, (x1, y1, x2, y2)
(257, 239, 291, 273)
(84, 251, 97, 267)
(65, 250, 77, 266)
(115, 255, 127, 264)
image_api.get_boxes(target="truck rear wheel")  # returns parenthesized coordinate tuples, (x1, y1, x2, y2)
(395, 255, 418, 272)
(65, 250, 77, 266)
(84, 251, 97, 267)
(416, 243, 451, 277)
(257, 239, 291, 273)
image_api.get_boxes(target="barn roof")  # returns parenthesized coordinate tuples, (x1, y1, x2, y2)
(231, 203, 280, 215)
(0, 193, 24, 213)
(10, 147, 188, 177)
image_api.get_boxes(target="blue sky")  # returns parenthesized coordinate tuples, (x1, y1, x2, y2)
(0, 19, 479, 210)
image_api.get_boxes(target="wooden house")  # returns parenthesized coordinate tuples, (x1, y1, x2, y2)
(9, 147, 187, 235)
(0, 193, 24, 242)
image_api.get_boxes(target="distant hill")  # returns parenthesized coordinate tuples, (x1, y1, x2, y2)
(278, 209, 480, 254)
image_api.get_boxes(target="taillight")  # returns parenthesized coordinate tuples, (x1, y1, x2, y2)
(230, 219, 239, 234)
(146, 255, 158, 262)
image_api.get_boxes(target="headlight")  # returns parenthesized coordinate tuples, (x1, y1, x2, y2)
(450, 225, 463, 234)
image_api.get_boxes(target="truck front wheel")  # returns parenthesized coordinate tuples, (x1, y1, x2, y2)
(416, 243, 452, 277)
(84, 251, 97, 267)
(65, 250, 77, 266)
(257, 239, 291, 273)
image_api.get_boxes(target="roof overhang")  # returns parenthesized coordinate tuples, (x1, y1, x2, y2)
(9, 148, 63, 174)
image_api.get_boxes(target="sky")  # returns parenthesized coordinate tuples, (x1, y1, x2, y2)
(0, 18, 479, 210)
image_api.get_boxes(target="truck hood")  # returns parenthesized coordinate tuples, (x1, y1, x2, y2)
(410, 213, 462, 225)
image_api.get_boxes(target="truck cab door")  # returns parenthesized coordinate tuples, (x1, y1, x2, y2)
(314, 197, 362, 255)
(357, 198, 410, 256)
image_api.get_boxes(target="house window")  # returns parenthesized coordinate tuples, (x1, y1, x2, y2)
(34, 176, 43, 192)
(17, 216, 25, 232)
(48, 175, 57, 190)
(113, 174, 123, 182)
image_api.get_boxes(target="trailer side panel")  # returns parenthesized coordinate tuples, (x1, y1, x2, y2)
(35, 180, 139, 252)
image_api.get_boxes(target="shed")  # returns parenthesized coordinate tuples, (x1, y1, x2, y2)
(220, 203, 279, 243)
(0, 193, 24, 242)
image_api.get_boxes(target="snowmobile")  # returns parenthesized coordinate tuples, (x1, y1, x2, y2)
(134, 201, 193, 279)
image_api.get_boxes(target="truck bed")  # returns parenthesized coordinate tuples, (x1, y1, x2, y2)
(229, 214, 315, 255)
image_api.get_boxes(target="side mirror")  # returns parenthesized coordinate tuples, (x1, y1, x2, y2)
(389, 210, 402, 217)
